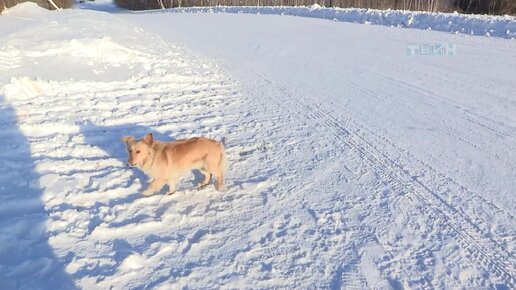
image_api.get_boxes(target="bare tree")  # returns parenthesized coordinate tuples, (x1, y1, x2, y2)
(47, 0, 61, 10)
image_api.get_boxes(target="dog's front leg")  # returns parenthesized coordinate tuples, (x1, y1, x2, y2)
(166, 177, 179, 195)
(143, 179, 165, 196)
(167, 179, 177, 195)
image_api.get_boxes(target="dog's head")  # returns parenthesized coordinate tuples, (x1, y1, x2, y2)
(121, 133, 154, 168)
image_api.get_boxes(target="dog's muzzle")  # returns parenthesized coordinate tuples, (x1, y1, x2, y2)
(127, 162, 136, 168)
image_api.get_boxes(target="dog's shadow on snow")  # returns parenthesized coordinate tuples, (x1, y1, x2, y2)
(79, 121, 206, 193)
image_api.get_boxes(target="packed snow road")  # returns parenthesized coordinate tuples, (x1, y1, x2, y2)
(126, 11, 516, 288)
(0, 3, 515, 289)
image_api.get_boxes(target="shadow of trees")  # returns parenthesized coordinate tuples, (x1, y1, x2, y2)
(0, 95, 75, 289)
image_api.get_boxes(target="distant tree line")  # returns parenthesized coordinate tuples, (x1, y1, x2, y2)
(1, 0, 514, 15)
(113, 0, 516, 14)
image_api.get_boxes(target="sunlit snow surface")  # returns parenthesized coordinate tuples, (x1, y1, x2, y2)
(1, 3, 515, 289)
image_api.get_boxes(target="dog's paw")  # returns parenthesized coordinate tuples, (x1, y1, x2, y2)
(166, 190, 177, 195)
(197, 184, 209, 190)
(142, 190, 155, 197)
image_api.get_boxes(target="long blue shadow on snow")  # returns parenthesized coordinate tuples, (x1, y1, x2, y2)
(0, 96, 76, 289)
(79, 121, 206, 192)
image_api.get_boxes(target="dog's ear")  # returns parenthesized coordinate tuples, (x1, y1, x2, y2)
(142, 133, 153, 145)
(121, 136, 135, 144)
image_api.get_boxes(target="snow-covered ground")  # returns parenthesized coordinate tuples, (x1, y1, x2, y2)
(1, 2, 515, 289)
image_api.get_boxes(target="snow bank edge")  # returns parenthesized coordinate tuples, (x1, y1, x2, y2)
(135, 5, 516, 39)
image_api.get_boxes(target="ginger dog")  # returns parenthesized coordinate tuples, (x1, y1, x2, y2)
(122, 133, 227, 196)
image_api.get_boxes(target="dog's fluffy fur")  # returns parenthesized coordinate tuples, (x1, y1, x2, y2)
(122, 133, 228, 196)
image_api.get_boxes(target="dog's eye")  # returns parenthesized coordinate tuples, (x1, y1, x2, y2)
(136, 150, 141, 154)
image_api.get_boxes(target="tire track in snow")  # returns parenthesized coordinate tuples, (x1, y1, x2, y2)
(375, 71, 516, 153)
(307, 94, 516, 289)
(316, 65, 516, 250)
(282, 58, 516, 234)
(305, 57, 516, 169)
(372, 56, 516, 143)
(254, 73, 516, 288)
(292, 58, 515, 246)
(373, 50, 516, 122)
(245, 73, 425, 288)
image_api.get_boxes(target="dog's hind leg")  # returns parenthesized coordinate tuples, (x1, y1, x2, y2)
(214, 169, 224, 191)
(206, 153, 225, 191)
(215, 152, 226, 191)
(198, 169, 212, 189)
(207, 164, 224, 191)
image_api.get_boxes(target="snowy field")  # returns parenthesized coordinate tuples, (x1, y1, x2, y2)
(1, 2, 516, 289)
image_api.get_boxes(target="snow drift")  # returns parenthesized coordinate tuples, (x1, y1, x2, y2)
(138, 5, 516, 39)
